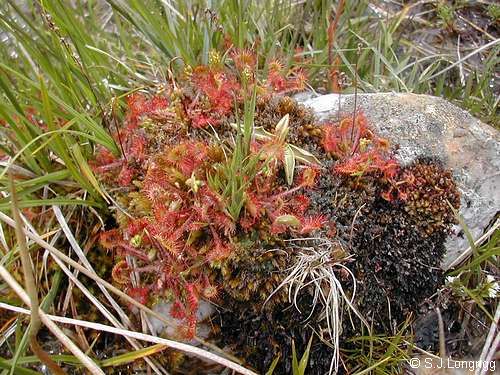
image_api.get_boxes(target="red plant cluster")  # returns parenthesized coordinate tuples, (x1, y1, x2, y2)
(91, 93, 170, 186)
(266, 60, 308, 93)
(99, 138, 326, 337)
(323, 113, 401, 199)
(127, 93, 170, 128)
(93, 54, 326, 337)
(184, 54, 308, 129)
(239, 162, 326, 235)
(142, 142, 235, 256)
(100, 141, 236, 337)
(187, 66, 241, 128)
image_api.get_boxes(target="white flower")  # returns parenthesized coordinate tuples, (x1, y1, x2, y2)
(485, 275, 499, 298)
(446, 275, 459, 285)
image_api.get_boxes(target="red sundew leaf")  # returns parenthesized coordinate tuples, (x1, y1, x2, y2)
(219, 83, 239, 109)
(179, 142, 208, 175)
(208, 81, 238, 114)
(118, 164, 135, 186)
(127, 287, 149, 305)
(147, 96, 169, 113)
(380, 159, 400, 180)
(111, 260, 130, 285)
(239, 214, 258, 231)
(259, 141, 285, 162)
(249, 139, 263, 154)
(155, 141, 208, 177)
(150, 208, 187, 230)
(334, 152, 374, 176)
(298, 167, 319, 188)
(287, 69, 308, 92)
(231, 48, 257, 71)
(90, 146, 124, 182)
(268, 59, 284, 73)
(93, 147, 117, 167)
(143, 162, 167, 186)
(191, 67, 240, 120)
(184, 283, 199, 312)
(126, 93, 169, 128)
(170, 299, 186, 320)
(291, 194, 310, 215)
(322, 113, 370, 158)
(199, 185, 220, 205)
(183, 314, 197, 339)
(322, 125, 340, 156)
(127, 93, 146, 113)
(334, 149, 400, 182)
(205, 225, 233, 262)
(142, 182, 167, 204)
(202, 284, 219, 300)
(127, 93, 147, 127)
(154, 233, 184, 256)
(127, 218, 149, 237)
(191, 66, 214, 89)
(300, 215, 327, 234)
(244, 191, 264, 218)
(191, 112, 218, 128)
(206, 240, 233, 262)
(270, 220, 288, 235)
(100, 229, 123, 250)
(187, 221, 205, 232)
(267, 70, 287, 92)
(213, 212, 236, 237)
(128, 133, 147, 162)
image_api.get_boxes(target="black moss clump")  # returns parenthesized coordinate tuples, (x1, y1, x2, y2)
(306, 159, 378, 243)
(217, 295, 335, 375)
(351, 198, 447, 330)
(213, 238, 336, 374)
(306, 158, 459, 332)
(414, 303, 462, 354)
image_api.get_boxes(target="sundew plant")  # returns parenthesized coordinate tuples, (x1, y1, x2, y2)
(0, 1, 498, 374)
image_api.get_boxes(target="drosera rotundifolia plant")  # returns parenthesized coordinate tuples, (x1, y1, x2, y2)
(93, 48, 461, 374)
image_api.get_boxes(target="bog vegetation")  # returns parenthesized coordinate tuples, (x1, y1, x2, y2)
(0, 1, 498, 374)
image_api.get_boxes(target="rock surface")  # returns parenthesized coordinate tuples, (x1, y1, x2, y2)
(298, 92, 499, 269)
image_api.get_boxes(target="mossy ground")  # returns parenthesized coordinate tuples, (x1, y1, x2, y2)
(0, 2, 497, 374)
(89, 60, 461, 373)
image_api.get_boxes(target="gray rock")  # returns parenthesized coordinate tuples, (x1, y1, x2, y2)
(298, 92, 500, 269)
